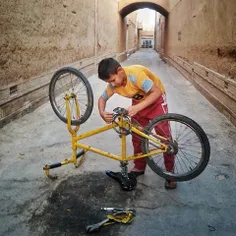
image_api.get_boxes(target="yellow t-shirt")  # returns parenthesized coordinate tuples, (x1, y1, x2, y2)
(101, 65, 165, 102)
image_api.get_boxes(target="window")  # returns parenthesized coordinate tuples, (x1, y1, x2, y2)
(10, 85, 18, 96)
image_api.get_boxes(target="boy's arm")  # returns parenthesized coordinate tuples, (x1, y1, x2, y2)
(127, 83, 162, 117)
(98, 85, 115, 123)
(98, 96, 113, 123)
(136, 83, 162, 109)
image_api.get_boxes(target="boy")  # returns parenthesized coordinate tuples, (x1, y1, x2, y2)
(97, 58, 176, 189)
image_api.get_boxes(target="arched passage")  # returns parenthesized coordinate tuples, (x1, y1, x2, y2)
(117, 0, 169, 61)
(119, 1, 169, 17)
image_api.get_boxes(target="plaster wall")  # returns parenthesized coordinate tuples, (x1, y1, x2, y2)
(0, 0, 119, 88)
(154, 13, 165, 54)
(168, 0, 181, 11)
(97, 0, 118, 56)
(167, 0, 236, 79)
(126, 12, 138, 51)
(0, 0, 118, 126)
(0, 0, 94, 87)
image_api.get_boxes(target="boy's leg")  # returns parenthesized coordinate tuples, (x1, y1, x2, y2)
(149, 97, 175, 172)
(148, 96, 176, 189)
(131, 95, 176, 189)
(131, 115, 149, 171)
(154, 121, 175, 172)
(143, 94, 175, 172)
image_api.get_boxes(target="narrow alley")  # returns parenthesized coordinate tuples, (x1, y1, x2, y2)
(0, 50, 236, 236)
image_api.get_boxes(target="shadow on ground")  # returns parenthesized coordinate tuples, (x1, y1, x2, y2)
(29, 172, 143, 236)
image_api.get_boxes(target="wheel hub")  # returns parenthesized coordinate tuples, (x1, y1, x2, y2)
(167, 140, 178, 155)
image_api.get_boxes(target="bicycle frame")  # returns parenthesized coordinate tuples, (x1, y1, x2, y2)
(43, 95, 169, 178)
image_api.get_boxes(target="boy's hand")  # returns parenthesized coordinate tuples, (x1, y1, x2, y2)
(127, 105, 140, 117)
(100, 111, 113, 123)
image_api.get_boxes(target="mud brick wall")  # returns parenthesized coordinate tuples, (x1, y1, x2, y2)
(0, 0, 120, 127)
(167, 0, 236, 80)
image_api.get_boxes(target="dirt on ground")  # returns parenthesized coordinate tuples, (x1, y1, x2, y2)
(29, 172, 143, 236)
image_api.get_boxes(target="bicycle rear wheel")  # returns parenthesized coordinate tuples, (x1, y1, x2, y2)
(141, 113, 210, 181)
(49, 67, 94, 126)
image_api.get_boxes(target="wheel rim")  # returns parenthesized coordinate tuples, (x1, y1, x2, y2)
(51, 71, 90, 123)
(145, 118, 205, 178)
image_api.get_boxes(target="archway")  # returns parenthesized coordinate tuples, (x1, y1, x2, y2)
(117, 0, 169, 61)
(119, 1, 169, 17)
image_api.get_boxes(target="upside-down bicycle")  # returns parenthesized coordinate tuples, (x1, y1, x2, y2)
(43, 67, 210, 189)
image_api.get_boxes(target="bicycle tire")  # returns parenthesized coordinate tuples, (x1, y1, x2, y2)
(141, 113, 210, 181)
(49, 67, 94, 126)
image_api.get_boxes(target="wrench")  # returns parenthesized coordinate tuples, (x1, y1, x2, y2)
(86, 218, 113, 233)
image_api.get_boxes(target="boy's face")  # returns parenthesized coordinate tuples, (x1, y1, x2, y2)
(105, 67, 126, 87)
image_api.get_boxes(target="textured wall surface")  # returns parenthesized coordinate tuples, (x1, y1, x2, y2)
(0, 0, 97, 87)
(97, 0, 118, 56)
(0, 0, 120, 88)
(167, 0, 236, 79)
(126, 12, 138, 51)
(0, 0, 120, 126)
(154, 13, 165, 55)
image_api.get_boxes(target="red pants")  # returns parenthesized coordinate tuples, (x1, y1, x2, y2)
(132, 95, 175, 172)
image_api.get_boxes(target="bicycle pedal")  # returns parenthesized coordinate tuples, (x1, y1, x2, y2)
(105, 170, 137, 191)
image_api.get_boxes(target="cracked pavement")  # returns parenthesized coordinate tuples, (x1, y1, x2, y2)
(1, 49, 236, 236)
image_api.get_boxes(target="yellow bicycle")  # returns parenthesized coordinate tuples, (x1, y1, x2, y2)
(43, 67, 210, 189)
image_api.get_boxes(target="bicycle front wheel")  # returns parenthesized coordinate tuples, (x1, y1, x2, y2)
(49, 67, 94, 126)
(141, 113, 210, 181)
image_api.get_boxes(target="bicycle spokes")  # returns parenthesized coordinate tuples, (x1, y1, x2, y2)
(142, 114, 210, 181)
(53, 73, 88, 119)
(49, 67, 93, 126)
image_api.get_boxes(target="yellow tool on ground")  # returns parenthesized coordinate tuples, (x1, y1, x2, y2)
(86, 207, 136, 233)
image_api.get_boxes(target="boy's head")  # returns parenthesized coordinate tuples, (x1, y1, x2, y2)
(98, 58, 126, 87)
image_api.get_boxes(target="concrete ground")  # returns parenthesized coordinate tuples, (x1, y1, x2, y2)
(1, 49, 236, 236)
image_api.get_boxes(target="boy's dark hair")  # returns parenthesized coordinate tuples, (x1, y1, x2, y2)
(98, 58, 121, 80)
